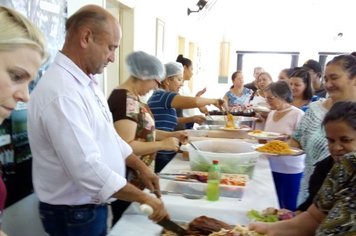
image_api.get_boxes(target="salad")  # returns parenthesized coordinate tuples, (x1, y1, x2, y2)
(247, 207, 295, 222)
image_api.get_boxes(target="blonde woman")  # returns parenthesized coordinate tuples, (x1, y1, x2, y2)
(0, 6, 47, 236)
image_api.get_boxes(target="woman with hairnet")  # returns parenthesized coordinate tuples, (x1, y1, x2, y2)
(107, 51, 188, 224)
(148, 61, 224, 172)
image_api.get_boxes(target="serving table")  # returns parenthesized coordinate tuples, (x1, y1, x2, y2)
(108, 147, 278, 236)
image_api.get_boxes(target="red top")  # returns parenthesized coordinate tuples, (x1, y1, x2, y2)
(212, 160, 219, 165)
(0, 177, 7, 211)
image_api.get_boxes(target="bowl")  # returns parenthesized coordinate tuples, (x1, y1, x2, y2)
(181, 139, 260, 178)
(206, 116, 257, 129)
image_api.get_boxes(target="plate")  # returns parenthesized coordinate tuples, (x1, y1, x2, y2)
(254, 145, 304, 156)
(220, 127, 251, 132)
(252, 105, 270, 113)
(248, 131, 285, 140)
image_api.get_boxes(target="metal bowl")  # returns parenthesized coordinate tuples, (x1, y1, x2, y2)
(206, 115, 257, 129)
(196, 125, 224, 130)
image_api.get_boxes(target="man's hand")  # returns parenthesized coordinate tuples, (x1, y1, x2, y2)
(138, 167, 161, 198)
(142, 196, 169, 222)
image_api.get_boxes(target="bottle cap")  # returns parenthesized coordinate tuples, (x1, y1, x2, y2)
(212, 160, 219, 164)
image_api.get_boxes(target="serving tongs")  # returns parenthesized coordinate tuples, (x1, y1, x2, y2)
(159, 172, 208, 183)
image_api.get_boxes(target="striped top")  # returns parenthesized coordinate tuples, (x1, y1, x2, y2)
(147, 89, 178, 155)
(292, 99, 329, 205)
(147, 89, 178, 131)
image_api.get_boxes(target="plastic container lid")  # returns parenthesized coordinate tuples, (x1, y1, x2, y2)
(213, 160, 219, 164)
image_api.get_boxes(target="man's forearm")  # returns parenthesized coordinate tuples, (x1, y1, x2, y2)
(126, 154, 149, 174)
(111, 182, 149, 203)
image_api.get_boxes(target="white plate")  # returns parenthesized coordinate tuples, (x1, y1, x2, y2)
(257, 147, 304, 156)
(220, 127, 251, 132)
(253, 144, 304, 156)
(252, 105, 271, 113)
(248, 131, 285, 140)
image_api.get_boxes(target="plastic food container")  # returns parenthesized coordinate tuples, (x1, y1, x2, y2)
(181, 139, 260, 178)
(162, 175, 247, 199)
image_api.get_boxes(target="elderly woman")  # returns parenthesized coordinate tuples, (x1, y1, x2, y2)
(249, 72, 274, 107)
(0, 6, 47, 235)
(148, 62, 223, 172)
(264, 81, 304, 135)
(107, 51, 187, 224)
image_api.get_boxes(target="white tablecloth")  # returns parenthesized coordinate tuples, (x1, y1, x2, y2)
(109, 153, 278, 236)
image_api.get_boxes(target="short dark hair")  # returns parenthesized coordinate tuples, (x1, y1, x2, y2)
(322, 101, 356, 130)
(303, 59, 322, 73)
(290, 68, 313, 100)
(265, 81, 293, 103)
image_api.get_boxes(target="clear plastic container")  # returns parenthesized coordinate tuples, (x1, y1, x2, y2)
(181, 139, 260, 178)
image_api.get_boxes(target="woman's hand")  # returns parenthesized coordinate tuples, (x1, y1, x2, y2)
(191, 115, 206, 125)
(198, 106, 209, 114)
(195, 87, 207, 97)
(248, 222, 270, 235)
(171, 130, 188, 144)
(212, 98, 226, 111)
(160, 137, 180, 151)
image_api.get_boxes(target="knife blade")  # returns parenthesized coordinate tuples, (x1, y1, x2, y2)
(139, 204, 187, 236)
(159, 173, 207, 183)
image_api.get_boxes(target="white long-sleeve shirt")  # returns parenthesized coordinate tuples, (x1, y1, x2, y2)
(28, 52, 131, 205)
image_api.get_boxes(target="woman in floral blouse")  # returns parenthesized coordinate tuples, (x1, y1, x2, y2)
(107, 51, 187, 225)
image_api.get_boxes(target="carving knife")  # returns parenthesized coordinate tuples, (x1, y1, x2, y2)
(139, 204, 187, 236)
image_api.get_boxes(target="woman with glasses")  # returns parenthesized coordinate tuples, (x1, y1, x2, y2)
(264, 81, 304, 137)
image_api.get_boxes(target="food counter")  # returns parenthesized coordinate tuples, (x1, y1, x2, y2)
(108, 151, 279, 236)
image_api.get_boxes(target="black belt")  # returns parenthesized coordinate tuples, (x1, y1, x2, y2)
(40, 202, 107, 209)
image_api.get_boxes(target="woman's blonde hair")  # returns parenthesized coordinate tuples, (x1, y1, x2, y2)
(0, 6, 48, 61)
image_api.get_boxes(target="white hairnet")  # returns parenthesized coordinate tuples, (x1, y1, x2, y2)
(126, 51, 165, 81)
(165, 62, 183, 78)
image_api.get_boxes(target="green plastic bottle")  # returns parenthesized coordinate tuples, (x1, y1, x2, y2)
(206, 160, 221, 201)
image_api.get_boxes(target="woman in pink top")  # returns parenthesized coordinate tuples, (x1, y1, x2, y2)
(264, 81, 304, 136)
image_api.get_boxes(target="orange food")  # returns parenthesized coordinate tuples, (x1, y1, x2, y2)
(225, 112, 236, 129)
(256, 140, 294, 155)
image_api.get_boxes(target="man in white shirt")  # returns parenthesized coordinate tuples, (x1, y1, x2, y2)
(27, 5, 167, 236)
